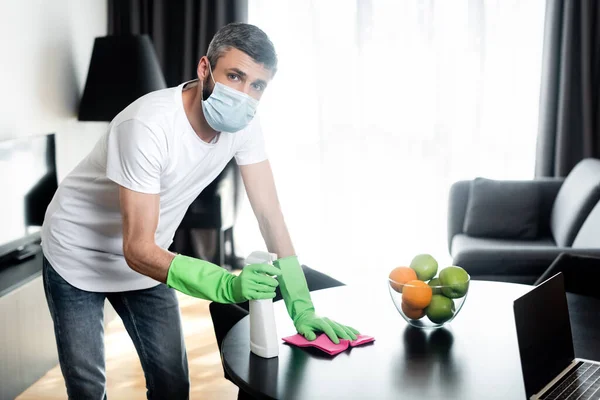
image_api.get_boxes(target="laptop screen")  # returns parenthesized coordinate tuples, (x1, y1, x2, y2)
(513, 273, 575, 397)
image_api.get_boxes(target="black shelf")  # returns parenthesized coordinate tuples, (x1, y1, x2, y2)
(0, 245, 43, 297)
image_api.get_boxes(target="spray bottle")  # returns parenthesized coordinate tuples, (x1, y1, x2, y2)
(245, 251, 279, 358)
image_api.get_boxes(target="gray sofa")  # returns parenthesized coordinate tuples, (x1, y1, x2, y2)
(448, 158, 600, 284)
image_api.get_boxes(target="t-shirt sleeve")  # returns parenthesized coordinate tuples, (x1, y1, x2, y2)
(234, 116, 268, 165)
(105, 119, 166, 194)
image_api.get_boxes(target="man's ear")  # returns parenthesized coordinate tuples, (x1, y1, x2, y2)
(197, 56, 210, 81)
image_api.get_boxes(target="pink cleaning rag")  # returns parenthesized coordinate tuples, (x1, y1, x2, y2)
(282, 333, 375, 356)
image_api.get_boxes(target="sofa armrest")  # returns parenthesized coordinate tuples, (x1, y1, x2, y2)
(535, 178, 566, 237)
(447, 178, 565, 254)
(447, 180, 471, 254)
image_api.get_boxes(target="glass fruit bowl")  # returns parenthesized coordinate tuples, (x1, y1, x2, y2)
(388, 268, 470, 329)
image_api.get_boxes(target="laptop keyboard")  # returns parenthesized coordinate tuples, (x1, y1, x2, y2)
(541, 361, 600, 399)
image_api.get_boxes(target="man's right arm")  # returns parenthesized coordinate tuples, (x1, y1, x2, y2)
(119, 185, 174, 283)
(109, 119, 279, 302)
(118, 185, 280, 303)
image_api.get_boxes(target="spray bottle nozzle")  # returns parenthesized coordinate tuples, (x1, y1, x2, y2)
(245, 251, 278, 266)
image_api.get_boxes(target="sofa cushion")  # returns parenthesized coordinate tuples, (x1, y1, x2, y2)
(572, 201, 600, 248)
(551, 158, 600, 246)
(451, 234, 560, 277)
(462, 178, 540, 239)
(452, 234, 557, 255)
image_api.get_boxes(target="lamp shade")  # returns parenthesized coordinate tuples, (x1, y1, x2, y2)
(78, 35, 167, 121)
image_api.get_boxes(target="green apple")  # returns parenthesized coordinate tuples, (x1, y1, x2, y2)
(439, 266, 470, 298)
(409, 254, 438, 281)
(428, 278, 443, 295)
(426, 294, 456, 324)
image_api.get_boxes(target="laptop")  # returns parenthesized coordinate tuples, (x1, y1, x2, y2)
(514, 272, 600, 400)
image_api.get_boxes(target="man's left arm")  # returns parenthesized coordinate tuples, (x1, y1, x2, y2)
(239, 159, 294, 258)
(240, 160, 359, 343)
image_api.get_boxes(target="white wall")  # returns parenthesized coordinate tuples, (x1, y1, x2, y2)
(0, 0, 108, 180)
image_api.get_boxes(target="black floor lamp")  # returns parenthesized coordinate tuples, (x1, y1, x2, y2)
(78, 35, 166, 121)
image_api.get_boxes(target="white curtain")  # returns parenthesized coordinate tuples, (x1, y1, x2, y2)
(236, 0, 546, 285)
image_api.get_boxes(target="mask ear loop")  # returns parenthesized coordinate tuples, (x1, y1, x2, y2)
(200, 59, 215, 106)
(202, 59, 222, 138)
(207, 60, 216, 85)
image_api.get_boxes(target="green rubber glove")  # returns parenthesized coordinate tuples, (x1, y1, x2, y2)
(274, 255, 360, 344)
(166, 254, 279, 303)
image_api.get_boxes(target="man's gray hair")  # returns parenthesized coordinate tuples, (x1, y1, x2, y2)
(207, 23, 278, 75)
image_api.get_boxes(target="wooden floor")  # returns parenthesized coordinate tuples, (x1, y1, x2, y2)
(16, 292, 240, 400)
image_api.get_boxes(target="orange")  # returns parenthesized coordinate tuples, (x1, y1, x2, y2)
(402, 280, 433, 309)
(401, 301, 426, 320)
(389, 267, 418, 293)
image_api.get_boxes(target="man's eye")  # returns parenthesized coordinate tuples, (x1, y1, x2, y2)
(252, 83, 264, 92)
(228, 74, 240, 81)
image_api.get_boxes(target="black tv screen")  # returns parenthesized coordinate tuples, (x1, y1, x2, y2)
(0, 133, 57, 259)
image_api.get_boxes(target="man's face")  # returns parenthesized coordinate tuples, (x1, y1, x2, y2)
(201, 48, 273, 102)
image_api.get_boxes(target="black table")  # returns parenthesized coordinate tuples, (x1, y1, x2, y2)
(221, 281, 600, 400)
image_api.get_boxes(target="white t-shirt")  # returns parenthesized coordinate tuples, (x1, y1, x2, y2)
(41, 81, 267, 292)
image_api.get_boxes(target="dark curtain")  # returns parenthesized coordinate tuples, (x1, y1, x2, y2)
(107, 0, 248, 87)
(535, 0, 600, 177)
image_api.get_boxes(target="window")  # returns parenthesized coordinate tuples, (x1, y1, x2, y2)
(236, 0, 546, 284)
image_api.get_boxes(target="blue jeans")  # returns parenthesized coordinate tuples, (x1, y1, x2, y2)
(42, 255, 189, 399)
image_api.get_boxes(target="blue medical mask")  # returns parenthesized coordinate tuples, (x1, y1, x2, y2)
(201, 64, 259, 132)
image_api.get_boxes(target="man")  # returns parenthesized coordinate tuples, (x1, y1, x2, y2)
(41, 22, 358, 399)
